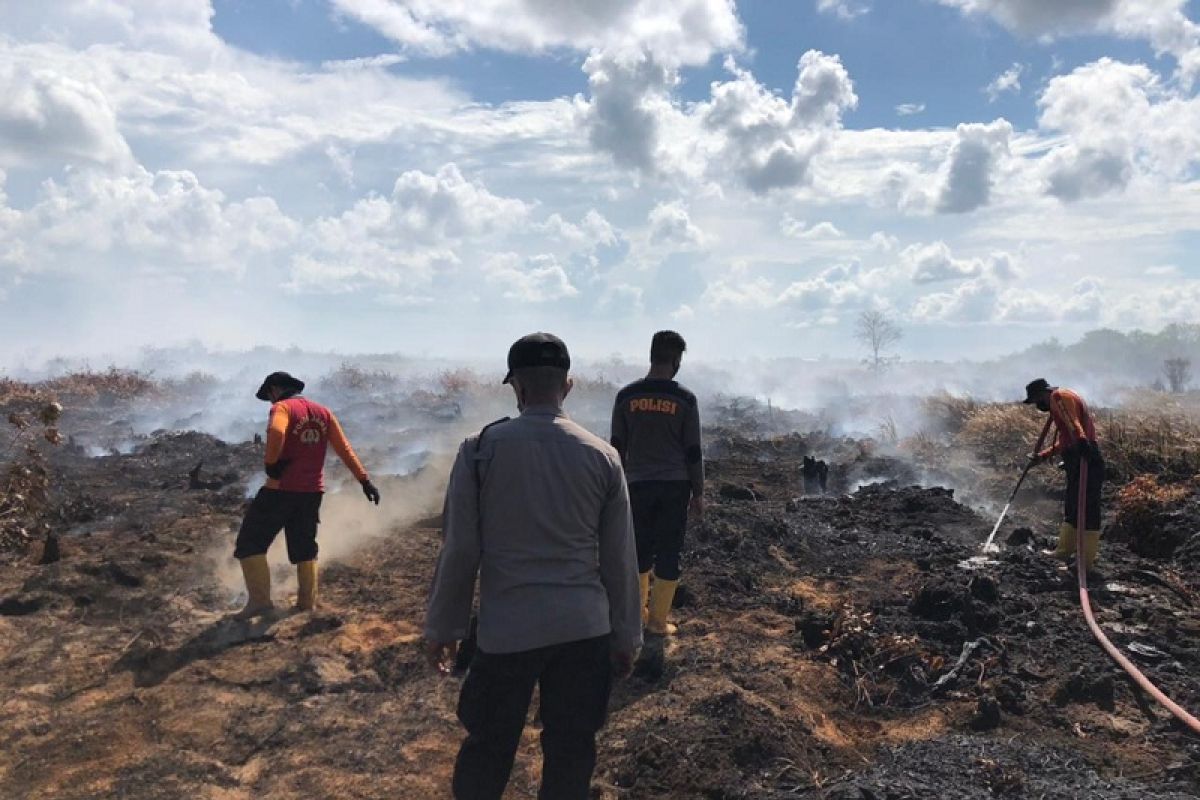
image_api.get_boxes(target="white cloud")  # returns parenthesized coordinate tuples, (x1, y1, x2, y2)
(387, 163, 530, 242)
(895, 103, 926, 116)
(985, 63, 1025, 101)
(7, 167, 297, 274)
(648, 201, 706, 247)
(934, 119, 1013, 213)
(3, 0, 217, 53)
(698, 52, 858, 194)
(869, 231, 900, 251)
(0, 63, 133, 168)
(1034, 58, 1200, 200)
(900, 241, 1017, 284)
(1042, 145, 1133, 201)
(910, 277, 1001, 323)
(482, 252, 579, 302)
(325, 144, 355, 185)
(599, 282, 644, 312)
(582, 50, 856, 194)
(582, 50, 680, 174)
(816, 1, 870, 20)
(538, 210, 621, 250)
(777, 261, 868, 313)
(700, 275, 778, 310)
(288, 163, 528, 291)
(912, 274, 1103, 324)
(330, 0, 745, 67)
(780, 215, 844, 239)
(936, 0, 1200, 84)
(701, 260, 870, 319)
(2, 5, 473, 171)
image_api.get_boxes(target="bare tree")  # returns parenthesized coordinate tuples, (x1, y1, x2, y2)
(855, 310, 902, 371)
(1164, 357, 1192, 393)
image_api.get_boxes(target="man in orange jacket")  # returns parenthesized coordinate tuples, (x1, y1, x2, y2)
(233, 371, 380, 619)
(1024, 378, 1105, 571)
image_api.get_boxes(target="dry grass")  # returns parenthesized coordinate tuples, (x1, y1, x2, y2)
(320, 363, 398, 392)
(929, 393, 1200, 482)
(1108, 474, 1197, 547)
(954, 404, 1046, 469)
(1, 399, 63, 556)
(1097, 404, 1200, 481)
(41, 368, 159, 403)
(922, 392, 983, 437)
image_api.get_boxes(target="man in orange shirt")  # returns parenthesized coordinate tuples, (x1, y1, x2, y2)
(1024, 378, 1105, 571)
(233, 371, 380, 619)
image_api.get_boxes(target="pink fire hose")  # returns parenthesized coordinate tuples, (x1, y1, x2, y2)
(1074, 456, 1200, 735)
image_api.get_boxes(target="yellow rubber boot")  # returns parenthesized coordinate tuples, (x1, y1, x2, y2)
(297, 560, 318, 611)
(1082, 530, 1101, 572)
(1051, 523, 1077, 561)
(647, 576, 679, 636)
(233, 555, 274, 619)
(638, 572, 651, 625)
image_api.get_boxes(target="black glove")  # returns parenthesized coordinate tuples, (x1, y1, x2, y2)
(264, 459, 289, 479)
(362, 479, 381, 505)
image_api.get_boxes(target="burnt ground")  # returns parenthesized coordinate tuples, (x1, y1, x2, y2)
(2, 424, 1200, 798)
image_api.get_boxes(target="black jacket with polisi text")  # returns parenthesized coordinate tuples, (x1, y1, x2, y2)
(610, 378, 703, 491)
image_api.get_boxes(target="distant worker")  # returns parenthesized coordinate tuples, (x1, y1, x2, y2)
(1023, 378, 1105, 571)
(233, 371, 380, 619)
(424, 333, 642, 800)
(610, 330, 705, 636)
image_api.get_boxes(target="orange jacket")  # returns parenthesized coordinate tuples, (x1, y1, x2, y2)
(1037, 388, 1097, 460)
(264, 396, 368, 492)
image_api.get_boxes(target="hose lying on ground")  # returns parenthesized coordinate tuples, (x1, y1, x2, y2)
(1075, 458, 1200, 736)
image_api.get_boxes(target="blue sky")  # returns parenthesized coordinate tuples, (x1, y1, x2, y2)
(3, 1, 1200, 365)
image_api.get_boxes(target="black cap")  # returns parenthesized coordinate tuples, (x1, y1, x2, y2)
(1023, 378, 1052, 404)
(503, 333, 570, 384)
(256, 371, 305, 401)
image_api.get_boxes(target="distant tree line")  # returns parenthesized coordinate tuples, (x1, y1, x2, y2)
(1004, 323, 1200, 392)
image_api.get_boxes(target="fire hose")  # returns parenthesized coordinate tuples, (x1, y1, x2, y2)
(1074, 456, 1200, 735)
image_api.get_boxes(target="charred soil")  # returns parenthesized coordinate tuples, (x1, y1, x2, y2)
(2, 418, 1200, 798)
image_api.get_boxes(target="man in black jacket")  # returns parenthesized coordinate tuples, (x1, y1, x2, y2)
(610, 330, 704, 636)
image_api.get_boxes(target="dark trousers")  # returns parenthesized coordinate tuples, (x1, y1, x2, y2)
(453, 635, 612, 800)
(233, 488, 322, 563)
(629, 480, 691, 580)
(1064, 450, 1105, 529)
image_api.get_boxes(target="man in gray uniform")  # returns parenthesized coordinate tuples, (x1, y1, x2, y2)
(425, 332, 642, 800)
(610, 330, 704, 637)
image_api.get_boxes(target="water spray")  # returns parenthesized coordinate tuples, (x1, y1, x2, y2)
(980, 456, 1037, 554)
(974, 418, 1051, 560)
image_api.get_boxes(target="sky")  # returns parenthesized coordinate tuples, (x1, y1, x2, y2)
(2, 0, 1200, 366)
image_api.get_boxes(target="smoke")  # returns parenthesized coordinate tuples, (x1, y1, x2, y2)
(211, 453, 454, 605)
(16, 323, 1200, 601)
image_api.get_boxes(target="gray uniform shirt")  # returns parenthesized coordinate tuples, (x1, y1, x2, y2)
(424, 406, 643, 655)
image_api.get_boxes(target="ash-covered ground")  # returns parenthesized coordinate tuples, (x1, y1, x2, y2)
(2, 380, 1200, 799)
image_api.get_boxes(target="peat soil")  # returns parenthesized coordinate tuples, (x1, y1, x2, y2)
(2, 423, 1200, 798)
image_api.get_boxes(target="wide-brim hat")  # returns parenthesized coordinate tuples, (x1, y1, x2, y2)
(256, 371, 305, 401)
(1023, 378, 1052, 404)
